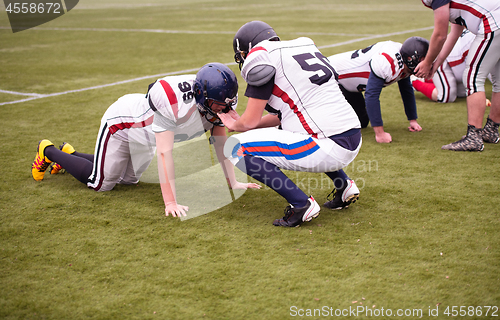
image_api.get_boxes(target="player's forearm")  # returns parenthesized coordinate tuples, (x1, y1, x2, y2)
(160, 182, 176, 206)
(210, 126, 237, 186)
(365, 76, 384, 127)
(434, 24, 464, 69)
(221, 158, 238, 187)
(398, 78, 418, 121)
(158, 151, 177, 206)
(424, 5, 451, 66)
(155, 131, 177, 206)
(257, 114, 281, 128)
(230, 97, 268, 132)
(231, 113, 262, 132)
(425, 32, 447, 66)
(213, 139, 238, 186)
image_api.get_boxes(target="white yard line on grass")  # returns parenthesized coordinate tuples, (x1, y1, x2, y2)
(0, 26, 237, 34)
(0, 68, 202, 106)
(0, 26, 433, 106)
(317, 26, 434, 49)
(0, 26, 373, 36)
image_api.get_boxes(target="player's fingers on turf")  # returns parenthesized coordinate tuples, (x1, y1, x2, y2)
(171, 210, 180, 217)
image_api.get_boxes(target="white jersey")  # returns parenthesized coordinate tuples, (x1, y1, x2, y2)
(88, 75, 221, 191)
(102, 94, 156, 147)
(241, 37, 360, 139)
(149, 75, 221, 142)
(422, 0, 500, 34)
(327, 41, 410, 93)
(446, 29, 475, 80)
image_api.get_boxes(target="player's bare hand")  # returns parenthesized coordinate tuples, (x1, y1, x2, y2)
(408, 120, 422, 132)
(375, 132, 392, 143)
(165, 203, 189, 217)
(226, 109, 241, 121)
(218, 112, 236, 131)
(230, 181, 262, 190)
(414, 60, 432, 79)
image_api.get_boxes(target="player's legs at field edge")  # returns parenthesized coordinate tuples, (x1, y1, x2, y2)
(323, 170, 360, 209)
(71, 150, 94, 162)
(482, 91, 500, 143)
(51, 142, 94, 174)
(236, 155, 309, 208)
(32, 140, 54, 181)
(412, 79, 437, 101)
(235, 155, 320, 227)
(443, 32, 500, 151)
(44, 146, 93, 184)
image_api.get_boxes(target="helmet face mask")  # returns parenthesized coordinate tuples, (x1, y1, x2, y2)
(403, 55, 423, 73)
(233, 20, 279, 69)
(400, 36, 429, 74)
(194, 63, 239, 121)
(233, 39, 247, 71)
(197, 96, 238, 119)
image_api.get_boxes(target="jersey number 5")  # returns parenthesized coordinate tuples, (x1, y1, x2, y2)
(293, 52, 338, 86)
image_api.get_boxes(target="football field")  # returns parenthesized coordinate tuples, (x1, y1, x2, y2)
(1, 0, 499, 319)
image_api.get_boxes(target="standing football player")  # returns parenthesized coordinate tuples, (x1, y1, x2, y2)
(415, 0, 500, 151)
(31, 63, 260, 217)
(327, 36, 429, 143)
(219, 21, 362, 227)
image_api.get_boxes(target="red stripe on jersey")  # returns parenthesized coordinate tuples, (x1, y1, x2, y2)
(381, 53, 396, 75)
(108, 115, 154, 134)
(176, 106, 199, 125)
(448, 50, 468, 67)
(272, 85, 318, 138)
(247, 46, 267, 58)
(338, 72, 371, 80)
(450, 2, 492, 33)
(159, 80, 179, 120)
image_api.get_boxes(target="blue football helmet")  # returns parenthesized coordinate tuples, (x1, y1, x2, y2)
(194, 63, 238, 120)
(400, 36, 429, 73)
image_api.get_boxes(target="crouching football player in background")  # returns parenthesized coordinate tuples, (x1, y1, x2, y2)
(31, 63, 260, 217)
(219, 21, 362, 227)
(327, 36, 429, 143)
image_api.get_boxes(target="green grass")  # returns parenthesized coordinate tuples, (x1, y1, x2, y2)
(1, 0, 499, 319)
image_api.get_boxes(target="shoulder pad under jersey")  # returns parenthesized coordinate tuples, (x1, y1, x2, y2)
(246, 65, 276, 86)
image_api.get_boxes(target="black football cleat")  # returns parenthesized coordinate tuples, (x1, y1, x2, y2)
(324, 179, 359, 210)
(273, 196, 320, 227)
